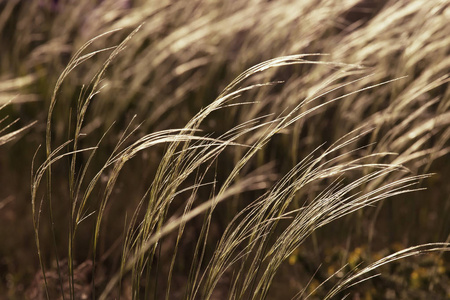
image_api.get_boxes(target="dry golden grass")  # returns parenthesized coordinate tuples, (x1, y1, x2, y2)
(0, 0, 449, 299)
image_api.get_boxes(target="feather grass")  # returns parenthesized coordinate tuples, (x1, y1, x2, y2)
(0, 0, 447, 299)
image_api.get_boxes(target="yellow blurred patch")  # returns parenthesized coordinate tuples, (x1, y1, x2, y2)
(288, 248, 300, 265)
(348, 247, 363, 268)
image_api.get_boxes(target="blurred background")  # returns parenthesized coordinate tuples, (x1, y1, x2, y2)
(0, 0, 449, 299)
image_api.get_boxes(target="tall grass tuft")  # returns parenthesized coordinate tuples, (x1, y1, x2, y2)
(0, 0, 448, 299)
(28, 24, 449, 299)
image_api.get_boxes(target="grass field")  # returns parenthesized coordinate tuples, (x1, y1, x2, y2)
(0, 0, 449, 299)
